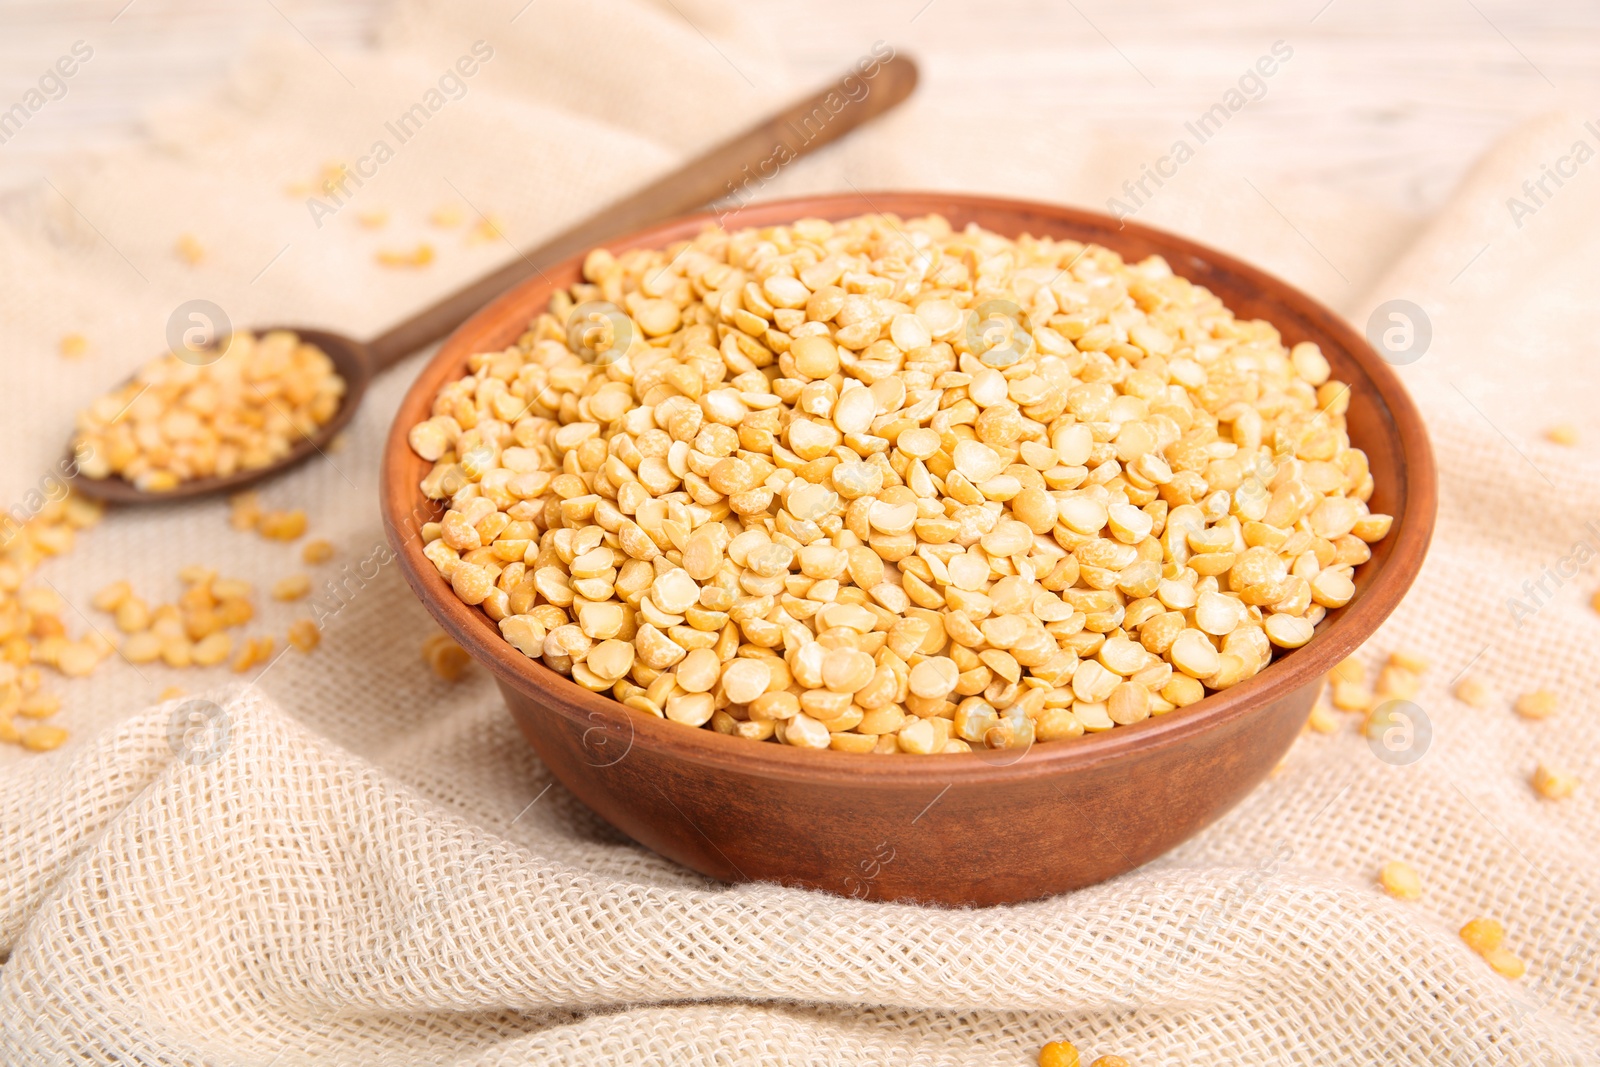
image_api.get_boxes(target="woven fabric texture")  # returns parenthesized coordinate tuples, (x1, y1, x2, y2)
(1, 2, 1597, 1063)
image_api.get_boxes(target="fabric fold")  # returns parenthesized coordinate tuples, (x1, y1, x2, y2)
(5, 689, 1592, 1064)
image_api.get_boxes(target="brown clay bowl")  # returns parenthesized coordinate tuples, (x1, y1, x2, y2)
(381, 192, 1435, 907)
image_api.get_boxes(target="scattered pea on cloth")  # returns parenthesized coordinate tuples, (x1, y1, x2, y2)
(1460, 918, 1526, 979)
(1514, 689, 1558, 721)
(1379, 860, 1423, 900)
(302, 538, 336, 563)
(0, 493, 108, 753)
(1039, 1041, 1080, 1067)
(1454, 675, 1492, 707)
(423, 633, 472, 681)
(287, 619, 321, 652)
(1531, 763, 1579, 800)
(377, 244, 435, 268)
(1543, 423, 1578, 446)
(272, 575, 312, 601)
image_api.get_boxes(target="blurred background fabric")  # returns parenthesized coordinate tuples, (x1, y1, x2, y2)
(1, 1, 1598, 1063)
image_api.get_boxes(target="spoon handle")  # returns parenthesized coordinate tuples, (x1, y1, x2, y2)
(362, 52, 918, 371)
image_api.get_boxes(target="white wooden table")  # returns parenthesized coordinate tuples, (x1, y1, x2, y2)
(2, 1, 1596, 228)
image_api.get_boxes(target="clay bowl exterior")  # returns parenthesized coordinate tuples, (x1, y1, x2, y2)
(381, 192, 1436, 907)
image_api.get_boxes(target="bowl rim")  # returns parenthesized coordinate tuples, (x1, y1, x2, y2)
(380, 190, 1436, 788)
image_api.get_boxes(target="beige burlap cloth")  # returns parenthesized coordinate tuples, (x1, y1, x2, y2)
(2, 2, 1597, 1062)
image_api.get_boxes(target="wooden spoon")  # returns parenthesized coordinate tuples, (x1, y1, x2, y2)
(70, 54, 919, 505)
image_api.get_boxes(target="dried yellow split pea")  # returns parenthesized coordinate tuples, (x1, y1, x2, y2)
(1039, 1042, 1080, 1067)
(469, 215, 508, 244)
(1306, 703, 1339, 734)
(21, 724, 69, 751)
(1531, 763, 1578, 800)
(1375, 664, 1420, 700)
(377, 244, 434, 268)
(19, 692, 61, 719)
(288, 619, 321, 652)
(1514, 690, 1557, 721)
(1387, 649, 1429, 674)
(175, 233, 205, 265)
(273, 575, 312, 601)
(1453, 676, 1491, 708)
(1459, 918, 1504, 954)
(423, 633, 471, 681)
(1483, 947, 1527, 979)
(1544, 423, 1579, 446)
(1330, 680, 1373, 712)
(1329, 657, 1366, 686)
(1379, 860, 1422, 901)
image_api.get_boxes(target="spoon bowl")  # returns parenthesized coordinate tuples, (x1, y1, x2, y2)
(67, 328, 374, 505)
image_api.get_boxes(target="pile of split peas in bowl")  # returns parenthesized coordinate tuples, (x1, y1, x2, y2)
(408, 212, 1393, 756)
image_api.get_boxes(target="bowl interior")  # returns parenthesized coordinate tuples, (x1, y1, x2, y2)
(380, 191, 1435, 781)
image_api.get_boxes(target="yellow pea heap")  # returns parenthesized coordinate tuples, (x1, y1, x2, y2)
(0, 493, 107, 752)
(96, 567, 259, 671)
(409, 213, 1393, 755)
(95, 566, 319, 672)
(72, 330, 346, 492)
